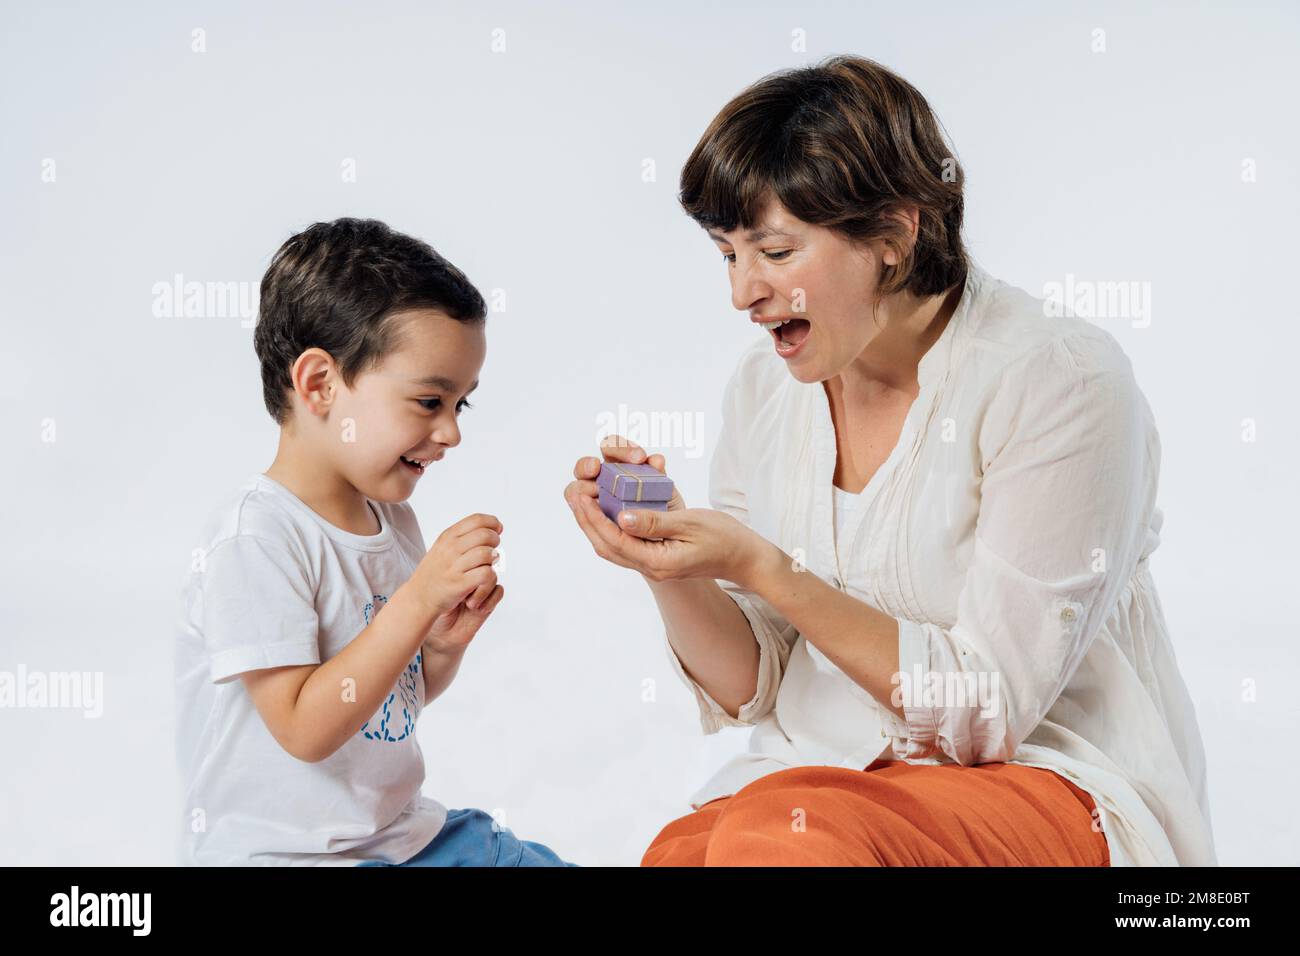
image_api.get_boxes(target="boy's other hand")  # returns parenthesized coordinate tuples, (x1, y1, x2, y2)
(408, 512, 503, 622)
(424, 581, 505, 655)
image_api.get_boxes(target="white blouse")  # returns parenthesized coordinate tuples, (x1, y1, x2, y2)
(832, 484, 863, 551)
(663, 260, 1217, 867)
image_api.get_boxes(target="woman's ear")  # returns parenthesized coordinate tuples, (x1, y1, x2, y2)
(884, 204, 921, 259)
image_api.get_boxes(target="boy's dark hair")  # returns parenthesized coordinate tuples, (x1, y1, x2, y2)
(254, 217, 487, 425)
(679, 54, 968, 298)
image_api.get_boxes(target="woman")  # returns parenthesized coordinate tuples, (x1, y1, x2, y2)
(563, 55, 1215, 866)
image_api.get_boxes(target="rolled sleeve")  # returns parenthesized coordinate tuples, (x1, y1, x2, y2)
(888, 616, 942, 759)
(884, 331, 1157, 765)
(198, 535, 321, 684)
(663, 586, 795, 733)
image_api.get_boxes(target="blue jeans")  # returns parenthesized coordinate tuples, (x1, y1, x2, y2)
(357, 809, 579, 867)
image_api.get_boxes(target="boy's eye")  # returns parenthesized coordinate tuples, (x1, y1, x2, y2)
(722, 252, 736, 263)
(418, 398, 473, 414)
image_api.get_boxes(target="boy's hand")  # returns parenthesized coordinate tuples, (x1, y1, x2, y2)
(424, 583, 505, 655)
(408, 513, 503, 623)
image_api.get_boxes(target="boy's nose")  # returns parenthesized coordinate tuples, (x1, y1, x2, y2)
(436, 420, 461, 448)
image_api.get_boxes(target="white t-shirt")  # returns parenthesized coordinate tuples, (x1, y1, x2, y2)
(174, 472, 447, 866)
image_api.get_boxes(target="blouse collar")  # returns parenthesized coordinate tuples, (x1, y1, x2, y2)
(917, 259, 984, 389)
(796, 260, 987, 583)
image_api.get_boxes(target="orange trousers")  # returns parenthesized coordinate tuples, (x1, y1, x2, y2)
(641, 759, 1109, 866)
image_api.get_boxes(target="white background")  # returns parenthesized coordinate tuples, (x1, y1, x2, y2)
(2, 0, 1296, 865)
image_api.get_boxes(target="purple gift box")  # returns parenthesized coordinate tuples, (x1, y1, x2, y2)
(597, 461, 674, 523)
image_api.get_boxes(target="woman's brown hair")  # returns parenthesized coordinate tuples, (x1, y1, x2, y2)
(679, 54, 968, 298)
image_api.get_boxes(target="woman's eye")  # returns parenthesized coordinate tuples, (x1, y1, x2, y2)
(721, 250, 790, 263)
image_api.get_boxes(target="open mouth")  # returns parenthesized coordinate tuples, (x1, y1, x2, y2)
(760, 317, 811, 355)
(400, 455, 432, 475)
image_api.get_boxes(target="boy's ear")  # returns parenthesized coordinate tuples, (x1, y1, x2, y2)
(291, 348, 338, 417)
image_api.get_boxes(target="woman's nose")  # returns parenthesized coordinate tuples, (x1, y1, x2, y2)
(731, 260, 773, 312)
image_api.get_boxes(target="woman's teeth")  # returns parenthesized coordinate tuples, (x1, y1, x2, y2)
(401, 456, 431, 472)
(763, 317, 812, 349)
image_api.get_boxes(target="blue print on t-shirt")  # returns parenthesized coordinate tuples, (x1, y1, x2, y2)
(358, 594, 422, 743)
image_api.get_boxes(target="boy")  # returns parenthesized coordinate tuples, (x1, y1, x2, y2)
(174, 218, 575, 866)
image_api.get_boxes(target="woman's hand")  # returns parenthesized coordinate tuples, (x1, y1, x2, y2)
(563, 434, 776, 588)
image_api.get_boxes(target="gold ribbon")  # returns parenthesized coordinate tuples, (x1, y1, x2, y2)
(608, 462, 672, 502)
